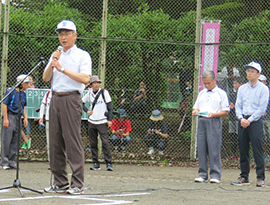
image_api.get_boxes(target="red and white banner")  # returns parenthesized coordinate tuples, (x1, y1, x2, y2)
(199, 22, 220, 90)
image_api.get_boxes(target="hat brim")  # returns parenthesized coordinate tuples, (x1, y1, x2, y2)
(119, 114, 128, 117)
(90, 80, 102, 85)
(244, 65, 260, 72)
(150, 115, 164, 121)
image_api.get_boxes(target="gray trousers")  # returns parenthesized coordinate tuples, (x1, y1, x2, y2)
(1, 113, 19, 167)
(197, 117, 222, 180)
(49, 92, 84, 188)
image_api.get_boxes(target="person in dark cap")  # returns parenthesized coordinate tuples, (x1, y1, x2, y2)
(82, 75, 113, 171)
(1, 75, 30, 170)
(110, 108, 132, 152)
(43, 19, 92, 195)
(144, 109, 168, 155)
(231, 62, 269, 187)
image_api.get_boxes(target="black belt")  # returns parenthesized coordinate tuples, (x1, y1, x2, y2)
(243, 115, 251, 119)
(52, 91, 79, 96)
(7, 111, 17, 115)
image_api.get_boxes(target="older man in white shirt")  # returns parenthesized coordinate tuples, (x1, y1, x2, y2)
(43, 20, 92, 195)
(192, 70, 229, 184)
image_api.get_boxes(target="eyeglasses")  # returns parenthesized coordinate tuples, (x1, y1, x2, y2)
(58, 31, 73, 37)
(246, 69, 258, 74)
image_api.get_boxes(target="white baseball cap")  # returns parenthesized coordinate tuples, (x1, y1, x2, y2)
(258, 74, 267, 81)
(16, 74, 30, 83)
(244, 61, 262, 73)
(55, 20, 77, 33)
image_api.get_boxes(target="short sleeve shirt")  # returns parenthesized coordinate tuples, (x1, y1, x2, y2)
(110, 118, 132, 138)
(147, 121, 168, 136)
(3, 87, 27, 114)
(82, 88, 112, 124)
(45, 45, 92, 94)
(193, 86, 230, 113)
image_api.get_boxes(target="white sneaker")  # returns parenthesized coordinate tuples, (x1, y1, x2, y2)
(66, 187, 84, 195)
(194, 177, 208, 183)
(2, 165, 10, 170)
(147, 147, 155, 155)
(158, 150, 164, 155)
(210, 178, 220, 184)
(44, 184, 69, 193)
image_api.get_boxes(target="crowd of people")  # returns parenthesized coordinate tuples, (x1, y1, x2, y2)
(1, 19, 270, 195)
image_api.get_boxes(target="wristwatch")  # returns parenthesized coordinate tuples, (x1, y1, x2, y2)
(60, 67, 65, 73)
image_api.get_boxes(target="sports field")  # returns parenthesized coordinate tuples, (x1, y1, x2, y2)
(0, 162, 270, 205)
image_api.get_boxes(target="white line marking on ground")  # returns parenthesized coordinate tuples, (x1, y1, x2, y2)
(0, 190, 150, 204)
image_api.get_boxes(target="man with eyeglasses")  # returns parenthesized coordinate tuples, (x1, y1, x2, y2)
(43, 20, 92, 195)
(231, 61, 269, 187)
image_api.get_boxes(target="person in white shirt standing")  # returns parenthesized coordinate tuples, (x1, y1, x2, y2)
(82, 75, 113, 171)
(38, 90, 52, 163)
(192, 70, 229, 184)
(43, 20, 92, 195)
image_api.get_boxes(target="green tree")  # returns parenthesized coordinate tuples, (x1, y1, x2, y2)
(219, 10, 270, 75)
(90, 6, 197, 110)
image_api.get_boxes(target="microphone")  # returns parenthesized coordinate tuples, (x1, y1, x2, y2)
(54, 46, 63, 60)
(40, 57, 46, 65)
(57, 45, 63, 52)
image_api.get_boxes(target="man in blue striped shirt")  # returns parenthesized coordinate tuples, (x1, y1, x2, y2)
(231, 61, 269, 187)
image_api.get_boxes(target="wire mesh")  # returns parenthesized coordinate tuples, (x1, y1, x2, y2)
(0, 0, 270, 165)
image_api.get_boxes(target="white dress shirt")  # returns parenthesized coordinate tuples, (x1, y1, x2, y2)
(193, 86, 230, 114)
(45, 45, 92, 93)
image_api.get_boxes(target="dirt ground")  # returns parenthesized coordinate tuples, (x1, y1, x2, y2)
(0, 162, 270, 205)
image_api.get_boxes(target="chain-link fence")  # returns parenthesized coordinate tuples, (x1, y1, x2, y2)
(0, 0, 270, 165)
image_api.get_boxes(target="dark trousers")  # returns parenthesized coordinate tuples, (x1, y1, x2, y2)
(49, 93, 84, 188)
(144, 135, 168, 151)
(88, 122, 112, 164)
(238, 118, 265, 180)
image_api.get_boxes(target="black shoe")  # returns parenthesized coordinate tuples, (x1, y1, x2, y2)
(90, 163, 100, 171)
(107, 163, 113, 171)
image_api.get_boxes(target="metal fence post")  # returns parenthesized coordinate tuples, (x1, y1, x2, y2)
(0, 0, 10, 150)
(190, 0, 201, 161)
(98, 0, 108, 157)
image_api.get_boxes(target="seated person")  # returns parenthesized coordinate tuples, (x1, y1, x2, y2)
(145, 109, 169, 155)
(131, 81, 147, 114)
(113, 78, 127, 109)
(110, 109, 132, 152)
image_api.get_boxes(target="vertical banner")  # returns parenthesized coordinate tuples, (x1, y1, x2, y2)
(199, 22, 220, 90)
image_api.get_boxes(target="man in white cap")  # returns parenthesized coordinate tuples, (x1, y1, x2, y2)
(43, 20, 92, 195)
(1, 75, 30, 170)
(231, 61, 269, 187)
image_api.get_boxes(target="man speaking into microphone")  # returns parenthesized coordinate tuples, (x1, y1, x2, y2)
(43, 20, 92, 195)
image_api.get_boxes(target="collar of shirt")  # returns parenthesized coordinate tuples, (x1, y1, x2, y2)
(207, 86, 218, 93)
(247, 80, 259, 88)
(62, 45, 77, 55)
(90, 87, 101, 98)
